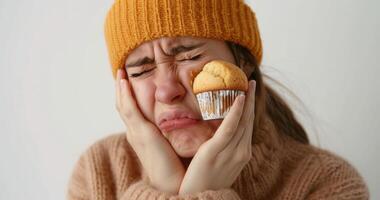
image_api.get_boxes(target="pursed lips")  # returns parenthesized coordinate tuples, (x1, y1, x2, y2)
(158, 110, 201, 132)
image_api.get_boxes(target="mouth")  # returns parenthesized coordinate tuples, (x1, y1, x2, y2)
(159, 117, 199, 132)
(158, 110, 201, 132)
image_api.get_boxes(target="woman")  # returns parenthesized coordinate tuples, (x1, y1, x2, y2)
(67, 0, 369, 199)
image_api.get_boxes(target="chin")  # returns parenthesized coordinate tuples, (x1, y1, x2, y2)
(165, 127, 210, 158)
(175, 146, 198, 158)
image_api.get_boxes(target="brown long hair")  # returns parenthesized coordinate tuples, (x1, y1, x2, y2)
(227, 42, 310, 144)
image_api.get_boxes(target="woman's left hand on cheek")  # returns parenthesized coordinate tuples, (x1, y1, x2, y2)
(179, 80, 257, 195)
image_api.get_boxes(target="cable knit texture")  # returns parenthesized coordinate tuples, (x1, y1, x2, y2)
(104, 0, 263, 79)
(66, 116, 369, 199)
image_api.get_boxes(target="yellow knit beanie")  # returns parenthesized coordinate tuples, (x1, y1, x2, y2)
(104, 0, 263, 79)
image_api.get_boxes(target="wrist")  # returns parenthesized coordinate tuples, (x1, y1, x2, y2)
(149, 177, 182, 195)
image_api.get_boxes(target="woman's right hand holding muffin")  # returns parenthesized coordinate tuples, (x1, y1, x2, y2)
(115, 69, 185, 194)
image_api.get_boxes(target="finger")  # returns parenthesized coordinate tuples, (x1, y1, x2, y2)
(116, 68, 129, 108)
(224, 80, 256, 152)
(208, 94, 245, 153)
(115, 69, 122, 108)
(120, 67, 128, 79)
(236, 80, 256, 148)
(118, 71, 144, 124)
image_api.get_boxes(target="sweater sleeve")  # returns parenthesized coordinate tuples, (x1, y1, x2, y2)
(66, 153, 91, 200)
(66, 136, 118, 200)
(121, 180, 242, 200)
(305, 153, 370, 200)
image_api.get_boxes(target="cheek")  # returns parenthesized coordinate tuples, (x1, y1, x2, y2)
(130, 81, 156, 120)
(179, 63, 207, 90)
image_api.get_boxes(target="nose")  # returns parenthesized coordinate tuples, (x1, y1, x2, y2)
(155, 64, 186, 104)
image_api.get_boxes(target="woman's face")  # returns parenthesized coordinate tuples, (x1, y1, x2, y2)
(125, 37, 236, 158)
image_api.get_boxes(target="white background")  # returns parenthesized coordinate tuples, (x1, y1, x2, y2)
(0, 0, 379, 199)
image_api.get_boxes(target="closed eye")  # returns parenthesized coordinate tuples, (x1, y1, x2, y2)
(178, 54, 202, 62)
(129, 67, 156, 78)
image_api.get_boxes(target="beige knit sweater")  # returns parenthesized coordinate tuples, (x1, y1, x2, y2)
(66, 116, 369, 199)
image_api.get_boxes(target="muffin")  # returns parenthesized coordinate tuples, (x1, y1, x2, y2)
(192, 60, 248, 120)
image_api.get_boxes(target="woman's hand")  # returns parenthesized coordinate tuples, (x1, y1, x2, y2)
(115, 69, 185, 194)
(179, 80, 256, 195)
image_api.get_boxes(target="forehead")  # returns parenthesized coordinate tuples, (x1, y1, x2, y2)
(128, 37, 211, 56)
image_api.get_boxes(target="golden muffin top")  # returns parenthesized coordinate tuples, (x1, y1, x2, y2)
(192, 60, 248, 94)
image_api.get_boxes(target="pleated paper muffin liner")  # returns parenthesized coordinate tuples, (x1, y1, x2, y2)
(196, 90, 245, 120)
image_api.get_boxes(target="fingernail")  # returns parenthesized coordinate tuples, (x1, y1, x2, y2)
(120, 79, 125, 89)
(250, 80, 256, 90)
(117, 69, 122, 78)
(239, 94, 246, 103)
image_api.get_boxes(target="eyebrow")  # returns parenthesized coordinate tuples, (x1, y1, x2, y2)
(167, 42, 205, 56)
(125, 42, 205, 68)
(125, 57, 154, 68)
